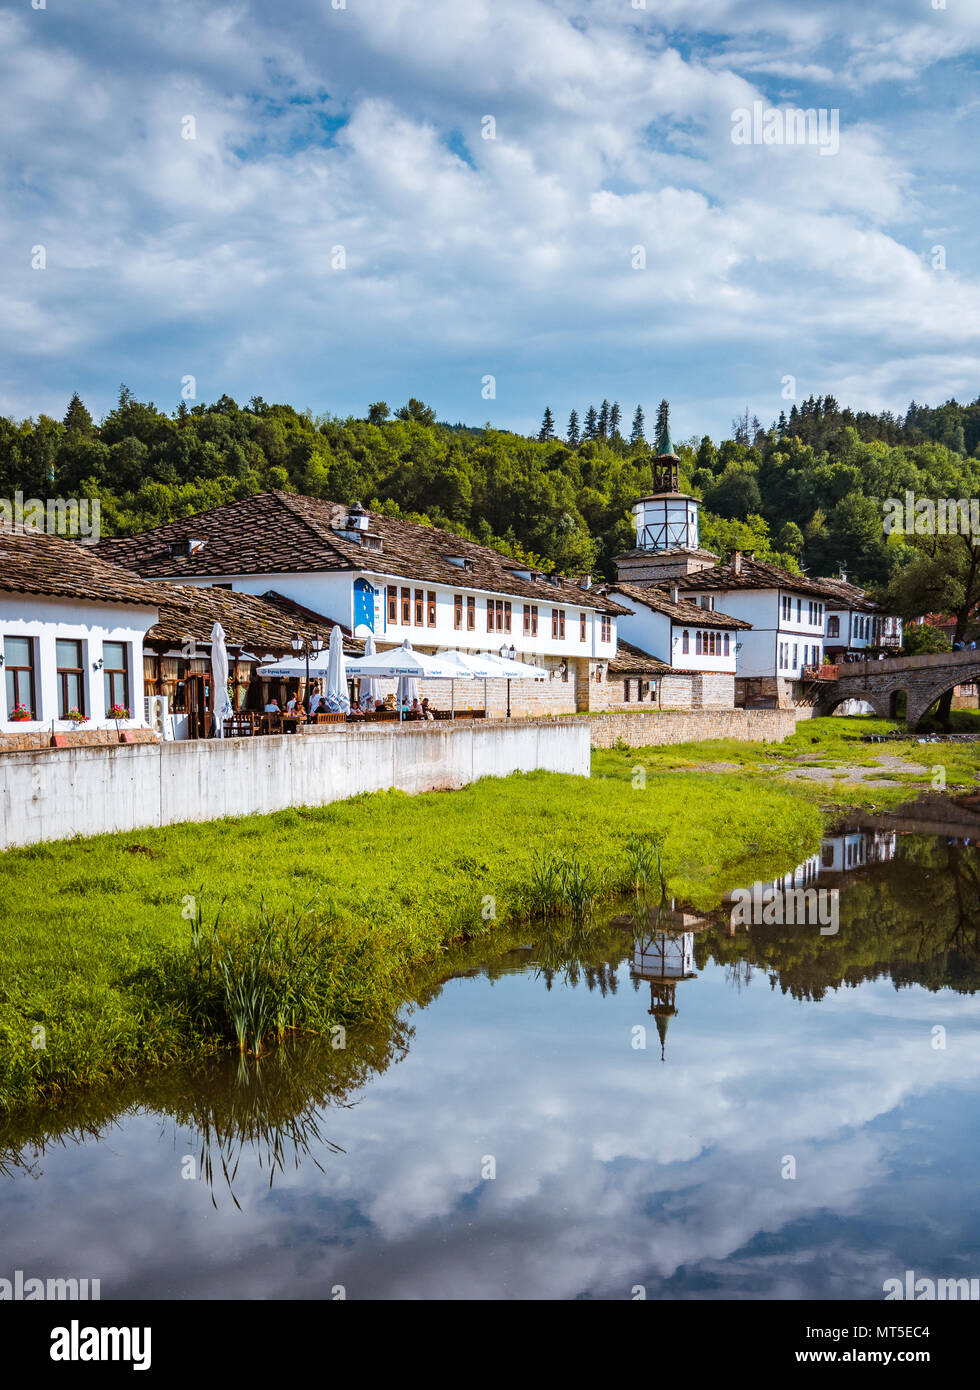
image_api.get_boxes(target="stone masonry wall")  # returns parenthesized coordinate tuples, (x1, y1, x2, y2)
(0, 727, 160, 754)
(588, 708, 797, 748)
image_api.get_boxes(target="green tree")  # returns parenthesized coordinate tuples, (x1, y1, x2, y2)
(654, 399, 671, 454)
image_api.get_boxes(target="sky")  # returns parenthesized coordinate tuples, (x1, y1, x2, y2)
(1, 0, 978, 442)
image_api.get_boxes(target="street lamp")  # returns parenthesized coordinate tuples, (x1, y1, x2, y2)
(499, 643, 516, 718)
(291, 631, 322, 711)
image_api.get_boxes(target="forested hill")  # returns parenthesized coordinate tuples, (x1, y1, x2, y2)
(1, 389, 978, 608)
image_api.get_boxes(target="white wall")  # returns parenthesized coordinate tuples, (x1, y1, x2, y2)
(0, 594, 157, 733)
(696, 589, 824, 678)
(613, 593, 737, 672)
(0, 719, 591, 849)
(170, 569, 617, 663)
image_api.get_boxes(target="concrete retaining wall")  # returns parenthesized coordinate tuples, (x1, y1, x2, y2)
(588, 708, 798, 748)
(0, 719, 590, 850)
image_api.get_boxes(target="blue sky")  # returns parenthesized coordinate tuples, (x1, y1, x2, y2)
(1, 0, 978, 442)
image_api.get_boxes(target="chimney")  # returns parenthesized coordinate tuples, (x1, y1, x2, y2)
(670, 583, 680, 604)
(579, 574, 593, 590)
(732, 549, 742, 576)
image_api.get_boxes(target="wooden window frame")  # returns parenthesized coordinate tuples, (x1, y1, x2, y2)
(56, 638, 85, 719)
(414, 589, 424, 626)
(427, 591, 437, 627)
(102, 640, 130, 713)
(466, 596, 476, 630)
(4, 635, 37, 718)
(388, 586, 398, 623)
(401, 587, 411, 625)
(454, 594, 463, 630)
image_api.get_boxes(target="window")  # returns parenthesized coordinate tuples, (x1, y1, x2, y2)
(601, 615, 611, 642)
(781, 595, 790, 621)
(723, 633, 730, 655)
(796, 599, 802, 622)
(414, 589, 424, 626)
(695, 631, 703, 655)
(504, 601, 512, 633)
(682, 630, 689, 654)
(454, 593, 463, 629)
(427, 591, 436, 627)
(827, 616, 839, 638)
(466, 596, 476, 630)
(487, 599, 505, 633)
(624, 680, 631, 702)
(551, 608, 565, 639)
(792, 643, 798, 668)
(401, 587, 411, 624)
(524, 604, 538, 637)
(580, 612, 587, 642)
(57, 639, 85, 718)
(388, 586, 398, 624)
(4, 635, 36, 718)
(103, 641, 130, 713)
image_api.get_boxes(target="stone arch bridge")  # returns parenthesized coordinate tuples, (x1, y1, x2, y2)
(810, 649, 980, 727)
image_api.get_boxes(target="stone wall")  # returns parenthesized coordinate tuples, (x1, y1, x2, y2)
(588, 708, 798, 748)
(0, 718, 590, 850)
(0, 727, 160, 753)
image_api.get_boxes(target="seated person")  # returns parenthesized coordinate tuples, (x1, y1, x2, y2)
(408, 697, 424, 720)
(421, 698, 435, 721)
(361, 694, 377, 712)
(347, 699, 365, 720)
(285, 694, 300, 713)
(264, 699, 280, 713)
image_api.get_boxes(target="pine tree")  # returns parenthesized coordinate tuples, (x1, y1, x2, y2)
(597, 399, 610, 439)
(583, 405, 598, 440)
(63, 392, 94, 436)
(630, 405, 646, 445)
(538, 407, 556, 442)
(609, 401, 622, 436)
(655, 399, 671, 454)
(567, 409, 580, 446)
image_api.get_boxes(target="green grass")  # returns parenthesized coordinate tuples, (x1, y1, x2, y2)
(0, 766, 824, 1113)
(595, 715, 979, 811)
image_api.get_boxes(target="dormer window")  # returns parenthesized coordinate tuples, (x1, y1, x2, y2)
(444, 555, 474, 571)
(168, 537, 207, 558)
(359, 533, 382, 553)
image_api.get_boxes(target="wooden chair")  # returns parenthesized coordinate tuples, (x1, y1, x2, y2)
(315, 712, 347, 724)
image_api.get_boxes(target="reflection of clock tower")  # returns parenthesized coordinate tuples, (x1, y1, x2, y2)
(632, 931, 697, 1062)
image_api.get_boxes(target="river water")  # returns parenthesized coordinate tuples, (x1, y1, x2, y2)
(2, 822, 978, 1300)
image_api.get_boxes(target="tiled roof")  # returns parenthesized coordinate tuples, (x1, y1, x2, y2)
(97, 491, 628, 615)
(603, 582, 752, 630)
(674, 555, 831, 600)
(145, 584, 363, 656)
(0, 529, 160, 610)
(607, 639, 671, 675)
(809, 576, 880, 612)
(613, 545, 719, 563)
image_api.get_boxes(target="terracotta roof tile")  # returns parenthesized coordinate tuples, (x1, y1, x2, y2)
(674, 555, 831, 600)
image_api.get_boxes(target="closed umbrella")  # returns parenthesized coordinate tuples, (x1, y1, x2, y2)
(361, 632, 383, 705)
(325, 624, 350, 713)
(210, 622, 232, 737)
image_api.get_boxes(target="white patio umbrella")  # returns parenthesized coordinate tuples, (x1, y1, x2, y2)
(256, 656, 334, 678)
(209, 622, 233, 737)
(436, 648, 501, 716)
(344, 640, 469, 718)
(324, 624, 350, 713)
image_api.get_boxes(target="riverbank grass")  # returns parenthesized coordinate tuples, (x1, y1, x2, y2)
(0, 766, 822, 1111)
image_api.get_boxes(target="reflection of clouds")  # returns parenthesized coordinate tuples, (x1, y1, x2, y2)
(2, 966, 979, 1300)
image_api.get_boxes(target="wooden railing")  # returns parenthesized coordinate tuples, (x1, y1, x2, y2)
(803, 664, 839, 681)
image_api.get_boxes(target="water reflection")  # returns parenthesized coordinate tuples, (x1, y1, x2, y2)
(1, 823, 979, 1298)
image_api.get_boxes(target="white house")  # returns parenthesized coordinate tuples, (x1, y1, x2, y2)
(812, 571, 903, 661)
(601, 581, 751, 709)
(0, 531, 158, 740)
(98, 491, 628, 717)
